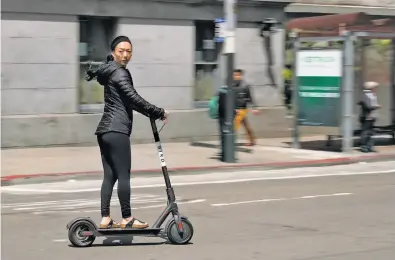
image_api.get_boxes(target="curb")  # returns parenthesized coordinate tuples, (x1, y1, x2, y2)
(1, 153, 393, 184)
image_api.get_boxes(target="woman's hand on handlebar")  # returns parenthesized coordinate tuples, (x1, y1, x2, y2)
(161, 110, 169, 123)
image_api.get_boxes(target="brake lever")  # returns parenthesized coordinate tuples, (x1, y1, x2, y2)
(158, 122, 166, 133)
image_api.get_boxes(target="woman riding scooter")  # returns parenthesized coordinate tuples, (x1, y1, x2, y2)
(86, 36, 169, 229)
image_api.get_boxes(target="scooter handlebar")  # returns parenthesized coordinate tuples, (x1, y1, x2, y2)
(150, 118, 161, 142)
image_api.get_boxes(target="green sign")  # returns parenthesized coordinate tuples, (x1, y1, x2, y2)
(296, 50, 342, 127)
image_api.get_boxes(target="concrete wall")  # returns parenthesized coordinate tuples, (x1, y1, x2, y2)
(1, 13, 79, 116)
(236, 24, 284, 107)
(1, 108, 294, 148)
(1, 0, 288, 22)
(1, 21, 289, 148)
(1, 0, 290, 148)
(115, 19, 285, 110)
(117, 19, 195, 110)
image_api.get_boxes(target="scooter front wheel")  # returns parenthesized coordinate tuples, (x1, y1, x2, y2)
(166, 217, 194, 245)
(68, 219, 96, 247)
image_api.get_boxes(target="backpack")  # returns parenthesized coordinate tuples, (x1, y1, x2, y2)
(208, 86, 227, 119)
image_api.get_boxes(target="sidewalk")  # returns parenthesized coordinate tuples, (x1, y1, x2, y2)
(1, 135, 394, 181)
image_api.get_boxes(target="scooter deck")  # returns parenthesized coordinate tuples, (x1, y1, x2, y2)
(82, 228, 163, 237)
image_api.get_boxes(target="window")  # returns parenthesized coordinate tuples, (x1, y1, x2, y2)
(78, 16, 117, 113)
(194, 21, 222, 107)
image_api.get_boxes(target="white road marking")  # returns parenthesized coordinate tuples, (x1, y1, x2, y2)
(1, 162, 394, 195)
(3, 194, 177, 212)
(12, 197, 175, 211)
(5, 195, 164, 209)
(81, 210, 101, 213)
(211, 192, 353, 207)
(34, 199, 206, 215)
(136, 199, 206, 209)
(52, 239, 68, 243)
(1, 194, 159, 208)
(129, 169, 395, 189)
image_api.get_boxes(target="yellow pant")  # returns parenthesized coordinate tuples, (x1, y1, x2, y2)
(234, 109, 248, 131)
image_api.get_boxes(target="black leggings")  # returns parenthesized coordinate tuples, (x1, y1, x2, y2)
(97, 132, 132, 219)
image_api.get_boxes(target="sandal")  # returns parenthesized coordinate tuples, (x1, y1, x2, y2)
(121, 218, 149, 229)
(99, 218, 120, 229)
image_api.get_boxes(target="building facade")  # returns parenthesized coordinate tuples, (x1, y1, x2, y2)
(3, 0, 393, 148)
(2, 0, 292, 147)
(286, 0, 395, 16)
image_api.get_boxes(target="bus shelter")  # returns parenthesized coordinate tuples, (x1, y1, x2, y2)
(286, 12, 395, 153)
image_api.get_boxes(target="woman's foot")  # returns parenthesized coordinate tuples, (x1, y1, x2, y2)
(99, 216, 120, 228)
(244, 141, 256, 147)
(120, 217, 149, 229)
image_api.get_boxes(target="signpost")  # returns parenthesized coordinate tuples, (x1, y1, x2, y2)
(214, 0, 237, 163)
(215, 18, 226, 43)
(296, 50, 343, 127)
(290, 34, 353, 152)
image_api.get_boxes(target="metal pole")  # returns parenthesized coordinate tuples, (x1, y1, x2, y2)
(342, 32, 355, 153)
(391, 39, 395, 126)
(221, 0, 237, 162)
(358, 39, 367, 102)
(291, 34, 300, 148)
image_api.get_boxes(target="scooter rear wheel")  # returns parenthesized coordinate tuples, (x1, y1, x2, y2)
(166, 217, 194, 245)
(68, 219, 96, 247)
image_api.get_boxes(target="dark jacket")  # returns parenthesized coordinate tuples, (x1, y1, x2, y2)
(87, 60, 165, 136)
(234, 81, 256, 109)
(358, 90, 379, 122)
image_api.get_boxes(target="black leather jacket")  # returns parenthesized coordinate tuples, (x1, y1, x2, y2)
(234, 81, 255, 109)
(88, 61, 165, 136)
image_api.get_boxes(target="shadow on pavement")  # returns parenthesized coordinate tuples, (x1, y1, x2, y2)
(190, 141, 253, 162)
(283, 136, 395, 153)
(68, 238, 165, 248)
(68, 236, 193, 248)
(189, 142, 253, 154)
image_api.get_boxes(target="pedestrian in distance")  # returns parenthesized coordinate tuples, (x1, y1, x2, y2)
(233, 69, 259, 146)
(282, 64, 293, 114)
(358, 81, 381, 153)
(213, 69, 259, 159)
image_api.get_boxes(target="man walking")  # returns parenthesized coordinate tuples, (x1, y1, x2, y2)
(358, 81, 381, 153)
(233, 69, 259, 146)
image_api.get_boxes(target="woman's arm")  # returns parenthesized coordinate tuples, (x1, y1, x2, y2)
(112, 68, 165, 119)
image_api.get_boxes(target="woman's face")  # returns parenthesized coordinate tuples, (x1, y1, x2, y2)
(112, 42, 133, 67)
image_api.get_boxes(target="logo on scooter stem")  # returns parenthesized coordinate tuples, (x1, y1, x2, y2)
(156, 142, 166, 167)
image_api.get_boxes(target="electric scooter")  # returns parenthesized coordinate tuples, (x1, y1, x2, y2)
(66, 118, 194, 247)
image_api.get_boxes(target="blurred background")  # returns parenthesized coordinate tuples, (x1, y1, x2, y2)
(1, 0, 394, 148)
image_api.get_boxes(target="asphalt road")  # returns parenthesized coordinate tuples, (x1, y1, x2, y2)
(1, 162, 395, 260)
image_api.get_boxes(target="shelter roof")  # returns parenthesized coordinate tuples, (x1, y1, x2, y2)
(286, 12, 395, 37)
